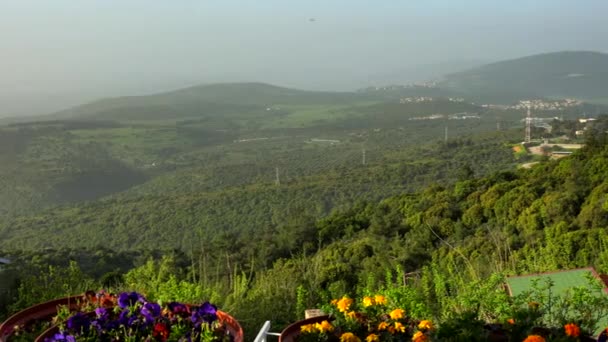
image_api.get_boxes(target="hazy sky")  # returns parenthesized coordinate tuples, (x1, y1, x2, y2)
(1, 0, 608, 117)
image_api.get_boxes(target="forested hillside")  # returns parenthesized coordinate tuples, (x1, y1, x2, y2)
(1, 78, 607, 339)
(1, 85, 549, 217)
(2, 117, 606, 339)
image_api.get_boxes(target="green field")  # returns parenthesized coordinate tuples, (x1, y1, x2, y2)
(507, 269, 608, 334)
(507, 268, 606, 296)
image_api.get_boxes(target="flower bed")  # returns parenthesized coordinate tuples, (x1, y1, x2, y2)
(282, 295, 606, 342)
(1, 291, 242, 342)
(282, 295, 433, 342)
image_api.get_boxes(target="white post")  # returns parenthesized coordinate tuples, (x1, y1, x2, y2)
(254, 321, 272, 342)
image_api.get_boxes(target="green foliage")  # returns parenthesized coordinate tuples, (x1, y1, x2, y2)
(8, 261, 96, 313)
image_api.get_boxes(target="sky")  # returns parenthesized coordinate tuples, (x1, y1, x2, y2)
(1, 0, 608, 117)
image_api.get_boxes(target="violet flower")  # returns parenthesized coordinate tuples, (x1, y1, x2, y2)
(46, 331, 76, 342)
(66, 313, 91, 335)
(118, 291, 143, 308)
(141, 302, 161, 323)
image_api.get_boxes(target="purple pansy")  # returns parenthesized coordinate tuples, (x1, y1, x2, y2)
(191, 302, 217, 325)
(66, 312, 91, 334)
(46, 331, 76, 342)
(141, 302, 161, 323)
(118, 291, 143, 309)
(95, 307, 108, 319)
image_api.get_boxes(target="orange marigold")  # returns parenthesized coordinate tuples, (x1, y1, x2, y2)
(564, 323, 580, 337)
(523, 335, 545, 342)
(315, 320, 334, 333)
(412, 331, 429, 342)
(336, 297, 354, 313)
(366, 334, 380, 342)
(389, 308, 405, 320)
(300, 324, 315, 334)
(394, 322, 406, 333)
(340, 332, 362, 342)
(362, 296, 374, 307)
(418, 320, 433, 330)
(346, 311, 358, 320)
(378, 322, 389, 331)
(374, 295, 387, 305)
(507, 318, 515, 325)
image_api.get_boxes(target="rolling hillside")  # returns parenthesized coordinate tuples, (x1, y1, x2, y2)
(50, 83, 376, 122)
(442, 51, 608, 103)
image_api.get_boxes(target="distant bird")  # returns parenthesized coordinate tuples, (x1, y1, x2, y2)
(309, 18, 316, 22)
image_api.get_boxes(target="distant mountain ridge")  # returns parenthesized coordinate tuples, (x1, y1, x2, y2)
(51, 82, 371, 121)
(441, 51, 608, 102)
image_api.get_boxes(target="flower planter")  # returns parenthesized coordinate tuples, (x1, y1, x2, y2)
(1, 294, 244, 342)
(34, 309, 244, 342)
(0, 295, 86, 341)
(279, 315, 331, 342)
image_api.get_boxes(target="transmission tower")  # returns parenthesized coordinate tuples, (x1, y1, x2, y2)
(362, 148, 366, 165)
(525, 105, 532, 143)
(444, 126, 448, 143)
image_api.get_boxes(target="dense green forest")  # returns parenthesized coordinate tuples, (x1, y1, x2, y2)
(1, 116, 606, 339)
(1, 77, 607, 339)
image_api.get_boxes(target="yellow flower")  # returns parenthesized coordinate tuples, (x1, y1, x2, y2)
(378, 322, 389, 331)
(346, 311, 358, 320)
(374, 295, 387, 305)
(412, 331, 429, 342)
(362, 296, 374, 307)
(389, 308, 405, 320)
(366, 334, 380, 342)
(300, 324, 315, 333)
(337, 297, 354, 313)
(418, 320, 433, 330)
(315, 320, 334, 333)
(331, 299, 339, 305)
(340, 332, 362, 342)
(394, 322, 406, 333)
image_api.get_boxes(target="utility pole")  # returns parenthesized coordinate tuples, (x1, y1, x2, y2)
(275, 167, 280, 186)
(362, 148, 366, 165)
(444, 126, 448, 143)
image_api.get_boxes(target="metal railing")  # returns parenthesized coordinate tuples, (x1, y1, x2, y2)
(254, 321, 281, 342)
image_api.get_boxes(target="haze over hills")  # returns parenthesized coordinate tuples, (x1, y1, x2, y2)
(50, 82, 372, 121)
(4, 50, 607, 124)
(442, 51, 608, 103)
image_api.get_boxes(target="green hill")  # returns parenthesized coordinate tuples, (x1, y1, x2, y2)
(442, 51, 608, 103)
(51, 82, 375, 122)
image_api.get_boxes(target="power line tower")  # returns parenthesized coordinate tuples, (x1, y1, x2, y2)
(525, 105, 532, 143)
(362, 148, 366, 165)
(444, 126, 448, 143)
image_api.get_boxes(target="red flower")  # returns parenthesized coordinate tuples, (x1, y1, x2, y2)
(564, 323, 580, 338)
(153, 322, 170, 341)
